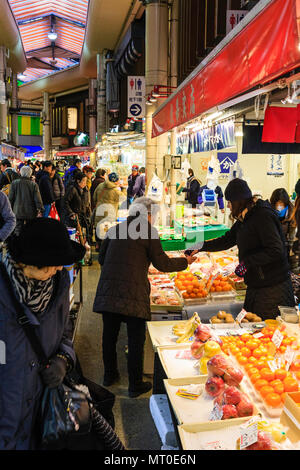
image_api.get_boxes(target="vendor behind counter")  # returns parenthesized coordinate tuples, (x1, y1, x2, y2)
(185, 178, 295, 320)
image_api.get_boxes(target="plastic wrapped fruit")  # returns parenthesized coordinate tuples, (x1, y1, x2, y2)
(222, 404, 238, 420)
(244, 431, 273, 450)
(205, 376, 225, 397)
(204, 341, 222, 358)
(191, 340, 205, 359)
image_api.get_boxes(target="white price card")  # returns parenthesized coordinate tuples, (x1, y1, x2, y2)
(253, 332, 264, 339)
(210, 403, 223, 421)
(236, 308, 247, 324)
(272, 329, 284, 349)
(239, 422, 258, 449)
(284, 346, 295, 371)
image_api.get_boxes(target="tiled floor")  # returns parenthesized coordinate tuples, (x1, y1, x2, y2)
(73, 257, 162, 450)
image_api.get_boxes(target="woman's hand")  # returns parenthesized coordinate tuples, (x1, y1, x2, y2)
(40, 356, 67, 389)
(186, 254, 197, 265)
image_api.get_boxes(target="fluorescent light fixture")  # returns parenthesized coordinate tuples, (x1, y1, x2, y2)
(48, 31, 57, 41)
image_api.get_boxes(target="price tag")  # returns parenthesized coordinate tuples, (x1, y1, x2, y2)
(272, 329, 284, 349)
(267, 360, 279, 372)
(253, 332, 264, 339)
(236, 308, 247, 324)
(284, 346, 295, 371)
(239, 422, 258, 449)
(210, 403, 223, 421)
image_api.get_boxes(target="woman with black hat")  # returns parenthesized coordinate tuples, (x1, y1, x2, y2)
(0, 218, 85, 449)
(185, 178, 295, 320)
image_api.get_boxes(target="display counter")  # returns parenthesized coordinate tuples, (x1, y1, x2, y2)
(161, 224, 229, 251)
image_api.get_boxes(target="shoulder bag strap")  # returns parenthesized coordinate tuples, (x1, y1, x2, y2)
(0, 263, 49, 367)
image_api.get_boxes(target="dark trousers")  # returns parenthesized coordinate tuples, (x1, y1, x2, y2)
(102, 312, 146, 389)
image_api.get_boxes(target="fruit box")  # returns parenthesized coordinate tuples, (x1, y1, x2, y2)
(157, 345, 205, 379)
(177, 418, 252, 450)
(163, 377, 260, 426)
(280, 392, 300, 444)
(147, 320, 190, 352)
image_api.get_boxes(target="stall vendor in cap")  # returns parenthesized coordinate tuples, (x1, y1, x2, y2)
(185, 178, 295, 320)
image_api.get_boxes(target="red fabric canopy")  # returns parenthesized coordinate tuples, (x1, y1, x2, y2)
(262, 106, 299, 143)
(152, 0, 300, 137)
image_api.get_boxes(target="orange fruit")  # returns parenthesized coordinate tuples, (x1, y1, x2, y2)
(270, 379, 282, 387)
(241, 334, 252, 343)
(236, 340, 244, 349)
(275, 369, 287, 381)
(265, 392, 282, 408)
(254, 379, 269, 391)
(295, 371, 300, 381)
(246, 340, 260, 351)
(273, 382, 284, 395)
(260, 368, 275, 382)
(279, 346, 287, 354)
(259, 347, 268, 356)
(283, 377, 299, 392)
(240, 347, 251, 358)
(248, 356, 257, 364)
(250, 372, 261, 384)
(253, 348, 263, 359)
(282, 338, 292, 346)
(238, 356, 248, 366)
(256, 360, 267, 370)
(248, 367, 259, 376)
(260, 385, 274, 397)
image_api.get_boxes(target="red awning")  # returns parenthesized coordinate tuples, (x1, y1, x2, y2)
(55, 147, 94, 157)
(152, 0, 300, 138)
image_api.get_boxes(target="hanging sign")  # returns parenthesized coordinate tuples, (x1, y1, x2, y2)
(217, 152, 238, 174)
(267, 155, 285, 176)
(177, 121, 235, 154)
(226, 10, 248, 34)
(128, 76, 145, 119)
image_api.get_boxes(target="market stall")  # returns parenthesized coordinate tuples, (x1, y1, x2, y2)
(147, 314, 300, 450)
(55, 146, 96, 164)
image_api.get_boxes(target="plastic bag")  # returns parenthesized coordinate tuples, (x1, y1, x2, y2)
(146, 173, 163, 202)
(48, 202, 60, 221)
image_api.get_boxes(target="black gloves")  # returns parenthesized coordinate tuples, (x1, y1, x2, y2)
(41, 355, 67, 389)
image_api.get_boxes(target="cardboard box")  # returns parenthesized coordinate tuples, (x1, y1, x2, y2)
(281, 392, 300, 444)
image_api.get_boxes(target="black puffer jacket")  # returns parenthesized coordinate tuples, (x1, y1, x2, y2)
(195, 199, 290, 289)
(93, 217, 188, 320)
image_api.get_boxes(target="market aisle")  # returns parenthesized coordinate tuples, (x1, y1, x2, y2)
(73, 257, 162, 450)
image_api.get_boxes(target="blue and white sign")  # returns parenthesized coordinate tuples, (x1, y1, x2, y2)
(176, 121, 235, 154)
(217, 152, 238, 174)
(128, 76, 145, 118)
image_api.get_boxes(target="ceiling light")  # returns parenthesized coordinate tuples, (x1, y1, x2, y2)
(149, 95, 157, 103)
(152, 86, 160, 98)
(48, 31, 57, 41)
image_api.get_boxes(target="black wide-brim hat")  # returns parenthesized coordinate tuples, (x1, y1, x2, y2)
(12, 218, 86, 266)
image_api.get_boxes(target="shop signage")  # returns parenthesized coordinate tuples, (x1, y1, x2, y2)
(128, 76, 145, 119)
(176, 121, 235, 154)
(217, 152, 238, 174)
(226, 10, 248, 34)
(267, 155, 284, 176)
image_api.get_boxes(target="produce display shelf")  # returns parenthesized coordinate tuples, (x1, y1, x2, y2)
(157, 344, 204, 379)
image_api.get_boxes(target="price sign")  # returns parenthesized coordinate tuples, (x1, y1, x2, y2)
(236, 308, 247, 324)
(284, 346, 295, 371)
(272, 329, 284, 349)
(239, 422, 258, 449)
(253, 332, 264, 339)
(210, 403, 223, 421)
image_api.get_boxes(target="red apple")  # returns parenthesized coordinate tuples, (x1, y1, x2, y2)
(236, 394, 254, 417)
(194, 324, 212, 342)
(245, 431, 273, 450)
(223, 386, 242, 405)
(222, 404, 238, 420)
(207, 354, 228, 376)
(205, 376, 225, 397)
(190, 339, 205, 359)
(213, 392, 224, 407)
(211, 335, 223, 347)
(223, 366, 244, 386)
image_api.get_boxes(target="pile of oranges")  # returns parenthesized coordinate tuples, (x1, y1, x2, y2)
(174, 272, 208, 299)
(220, 326, 300, 408)
(209, 275, 233, 293)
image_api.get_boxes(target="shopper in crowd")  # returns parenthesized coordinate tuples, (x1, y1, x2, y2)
(91, 168, 107, 209)
(50, 165, 65, 218)
(56, 160, 65, 181)
(63, 171, 89, 231)
(34, 160, 43, 184)
(0, 192, 16, 261)
(0, 158, 19, 191)
(132, 166, 145, 200)
(0, 218, 85, 450)
(185, 178, 295, 319)
(64, 157, 82, 187)
(270, 188, 296, 260)
(93, 172, 126, 249)
(127, 164, 140, 206)
(83, 165, 95, 191)
(180, 168, 201, 208)
(93, 197, 188, 396)
(9, 166, 44, 235)
(38, 160, 55, 217)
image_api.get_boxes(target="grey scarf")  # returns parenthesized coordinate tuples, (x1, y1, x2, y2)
(4, 254, 54, 314)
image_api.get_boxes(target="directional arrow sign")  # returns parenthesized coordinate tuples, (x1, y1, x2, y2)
(130, 103, 142, 117)
(128, 76, 145, 118)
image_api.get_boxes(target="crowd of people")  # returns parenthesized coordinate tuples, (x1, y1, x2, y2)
(1, 155, 300, 450)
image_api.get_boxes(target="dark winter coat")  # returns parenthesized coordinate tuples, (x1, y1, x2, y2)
(38, 171, 55, 205)
(0, 168, 19, 190)
(132, 174, 145, 198)
(63, 183, 87, 220)
(193, 199, 290, 289)
(127, 174, 139, 199)
(182, 176, 201, 206)
(0, 267, 75, 450)
(93, 217, 188, 320)
(9, 177, 44, 219)
(52, 173, 65, 201)
(0, 192, 16, 242)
